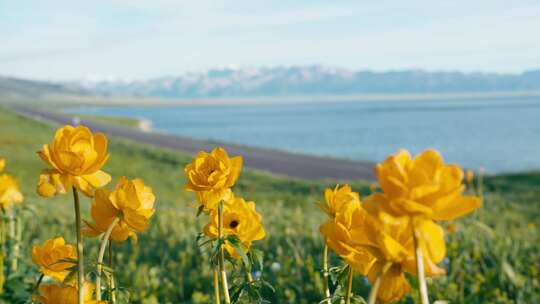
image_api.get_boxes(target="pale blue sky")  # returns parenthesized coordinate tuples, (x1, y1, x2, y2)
(1, 0, 540, 80)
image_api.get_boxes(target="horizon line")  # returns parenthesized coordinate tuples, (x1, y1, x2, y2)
(2, 64, 540, 83)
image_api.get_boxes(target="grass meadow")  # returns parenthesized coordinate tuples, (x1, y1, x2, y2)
(72, 114, 142, 129)
(0, 107, 539, 303)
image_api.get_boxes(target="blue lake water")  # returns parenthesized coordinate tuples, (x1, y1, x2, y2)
(66, 97, 540, 174)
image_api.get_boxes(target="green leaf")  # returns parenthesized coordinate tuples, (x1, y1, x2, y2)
(249, 249, 264, 271)
(227, 235, 250, 270)
(63, 269, 78, 284)
(335, 265, 350, 287)
(230, 283, 246, 303)
(260, 279, 275, 293)
(502, 260, 525, 287)
(352, 295, 367, 304)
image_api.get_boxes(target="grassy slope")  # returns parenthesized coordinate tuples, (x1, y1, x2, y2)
(74, 114, 141, 128)
(0, 107, 538, 303)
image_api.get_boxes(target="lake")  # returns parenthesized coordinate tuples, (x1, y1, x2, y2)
(66, 97, 540, 174)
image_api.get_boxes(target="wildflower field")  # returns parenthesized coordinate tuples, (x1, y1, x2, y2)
(0, 107, 539, 303)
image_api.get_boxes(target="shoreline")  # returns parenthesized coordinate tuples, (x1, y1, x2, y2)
(12, 106, 376, 181)
(5, 90, 540, 108)
(11, 97, 540, 180)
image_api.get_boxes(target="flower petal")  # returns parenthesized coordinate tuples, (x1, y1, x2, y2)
(389, 199, 433, 217)
(81, 170, 111, 188)
(123, 208, 150, 232)
(37, 169, 70, 197)
(369, 263, 411, 304)
(432, 195, 481, 221)
(73, 176, 93, 197)
(82, 220, 103, 237)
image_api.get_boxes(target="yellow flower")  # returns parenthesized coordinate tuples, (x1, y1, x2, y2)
(185, 147, 242, 211)
(367, 262, 411, 304)
(374, 149, 481, 221)
(203, 195, 265, 258)
(83, 176, 156, 242)
(36, 282, 106, 304)
(37, 125, 111, 198)
(361, 149, 481, 302)
(320, 217, 377, 275)
(0, 159, 24, 209)
(0, 174, 24, 209)
(366, 196, 447, 303)
(31, 237, 77, 281)
(321, 190, 447, 303)
(362, 194, 447, 277)
(319, 190, 376, 275)
(321, 200, 411, 303)
(317, 184, 360, 219)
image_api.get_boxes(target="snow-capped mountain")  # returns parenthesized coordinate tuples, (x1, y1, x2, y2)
(7, 66, 540, 99)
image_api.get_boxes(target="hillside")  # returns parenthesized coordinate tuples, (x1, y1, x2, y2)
(0, 76, 83, 99)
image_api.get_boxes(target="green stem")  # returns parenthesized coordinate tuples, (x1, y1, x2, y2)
(14, 215, 21, 272)
(7, 208, 20, 272)
(0, 209, 5, 295)
(108, 239, 117, 303)
(218, 201, 231, 304)
(108, 239, 113, 268)
(213, 268, 221, 304)
(244, 267, 253, 283)
(96, 217, 120, 300)
(413, 228, 430, 304)
(367, 274, 381, 304)
(322, 245, 331, 303)
(110, 272, 117, 304)
(32, 274, 45, 295)
(0, 252, 3, 295)
(72, 187, 85, 304)
(367, 262, 392, 304)
(345, 266, 353, 304)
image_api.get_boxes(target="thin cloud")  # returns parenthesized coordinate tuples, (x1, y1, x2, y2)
(1, 0, 539, 79)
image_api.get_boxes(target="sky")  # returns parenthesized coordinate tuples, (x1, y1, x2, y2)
(1, 0, 540, 81)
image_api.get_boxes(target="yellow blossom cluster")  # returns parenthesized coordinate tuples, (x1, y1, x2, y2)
(10, 123, 484, 304)
(320, 149, 481, 303)
(33, 124, 156, 303)
(0, 158, 23, 209)
(0, 158, 24, 296)
(185, 147, 265, 257)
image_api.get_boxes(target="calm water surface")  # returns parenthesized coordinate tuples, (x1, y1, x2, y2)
(66, 97, 540, 174)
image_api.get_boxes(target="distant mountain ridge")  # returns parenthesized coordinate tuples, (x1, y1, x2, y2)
(2, 66, 540, 100)
(0, 76, 83, 99)
(70, 66, 540, 98)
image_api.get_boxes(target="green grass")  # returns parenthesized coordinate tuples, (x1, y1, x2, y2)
(0, 107, 539, 303)
(74, 114, 142, 128)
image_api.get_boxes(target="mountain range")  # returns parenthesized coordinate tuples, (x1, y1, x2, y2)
(2, 66, 540, 100)
(0, 76, 83, 99)
(70, 66, 540, 98)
